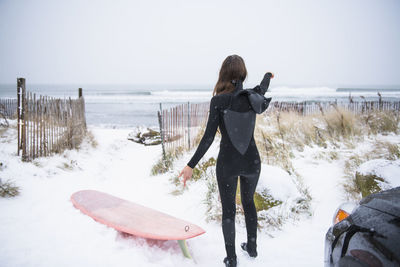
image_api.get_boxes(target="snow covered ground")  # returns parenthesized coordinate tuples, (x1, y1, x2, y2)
(1, 121, 399, 267)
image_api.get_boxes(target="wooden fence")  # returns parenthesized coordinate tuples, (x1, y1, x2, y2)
(158, 102, 209, 156)
(158, 99, 400, 156)
(0, 98, 18, 119)
(267, 100, 400, 115)
(17, 78, 87, 161)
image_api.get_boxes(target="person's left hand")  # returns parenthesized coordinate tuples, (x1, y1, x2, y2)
(178, 165, 193, 188)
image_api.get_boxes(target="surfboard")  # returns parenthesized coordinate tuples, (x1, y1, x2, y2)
(71, 190, 205, 258)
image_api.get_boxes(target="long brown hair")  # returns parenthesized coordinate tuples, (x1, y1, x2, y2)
(213, 55, 247, 96)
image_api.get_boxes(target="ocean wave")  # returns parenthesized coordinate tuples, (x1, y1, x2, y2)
(268, 86, 337, 95)
(337, 88, 400, 92)
(84, 90, 211, 104)
(268, 86, 400, 97)
(92, 91, 152, 96)
(150, 90, 211, 96)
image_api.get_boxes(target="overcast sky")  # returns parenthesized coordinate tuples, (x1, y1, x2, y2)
(0, 0, 399, 87)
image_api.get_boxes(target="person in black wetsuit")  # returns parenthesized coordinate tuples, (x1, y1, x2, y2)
(178, 55, 273, 267)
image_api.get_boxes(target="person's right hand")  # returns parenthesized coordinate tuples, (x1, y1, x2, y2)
(178, 165, 193, 188)
(267, 72, 275, 79)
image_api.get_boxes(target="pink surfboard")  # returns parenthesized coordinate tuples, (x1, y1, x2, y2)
(71, 190, 205, 258)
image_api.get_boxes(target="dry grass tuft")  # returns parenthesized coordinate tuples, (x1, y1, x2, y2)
(191, 157, 216, 181)
(0, 179, 20, 198)
(150, 152, 175, 175)
(354, 172, 385, 198)
(85, 130, 98, 148)
(362, 110, 400, 135)
(370, 141, 400, 160)
(203, 169, 222, 222)
(343, 140, 400, 200)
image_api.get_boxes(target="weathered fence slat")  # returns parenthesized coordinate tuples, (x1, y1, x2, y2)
(17, 83, 21, 155)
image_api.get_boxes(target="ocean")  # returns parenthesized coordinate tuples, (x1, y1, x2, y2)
(1, 84, 399, 128)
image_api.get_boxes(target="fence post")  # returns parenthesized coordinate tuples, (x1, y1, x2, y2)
(78, 88, 86, 130)
(158, 103, 166, 161)
(17, 78, 21, 155)
(19, 78, 27, 161)
(187, 101, 191, 149)
(378, 92, 382, 110)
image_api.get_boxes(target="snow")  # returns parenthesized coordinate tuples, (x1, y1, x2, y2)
(357, 159, 400, 188)
(257, 165, 300, 200)
(1, 121, 399, 267)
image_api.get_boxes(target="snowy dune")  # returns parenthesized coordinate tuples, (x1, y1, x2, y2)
(1, 121, 399, 267)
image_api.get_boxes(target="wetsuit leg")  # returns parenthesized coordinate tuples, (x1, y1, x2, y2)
(217, 175, 239, 259)
(240, 173, 260, 252)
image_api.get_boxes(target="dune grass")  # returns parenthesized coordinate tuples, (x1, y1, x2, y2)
(155, 107, 399, 227)
(255, 108, 399, 201)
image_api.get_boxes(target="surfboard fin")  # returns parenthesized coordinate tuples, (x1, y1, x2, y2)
(178, 240, 192, 259)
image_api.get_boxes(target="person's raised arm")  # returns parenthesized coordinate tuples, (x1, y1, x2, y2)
(179, 96, 220, 186)
(253, 72, 274, 95)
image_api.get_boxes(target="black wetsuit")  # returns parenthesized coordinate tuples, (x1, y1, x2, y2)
(187, 73, 272, 259)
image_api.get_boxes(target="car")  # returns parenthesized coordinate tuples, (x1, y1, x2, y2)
(324, 187, 400, 267)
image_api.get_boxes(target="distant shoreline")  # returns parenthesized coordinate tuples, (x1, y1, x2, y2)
(337, 88, 400, 92)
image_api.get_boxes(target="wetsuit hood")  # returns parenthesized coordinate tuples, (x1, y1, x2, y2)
(232, 80, 272, 114)
(248, 92, 272, 114)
